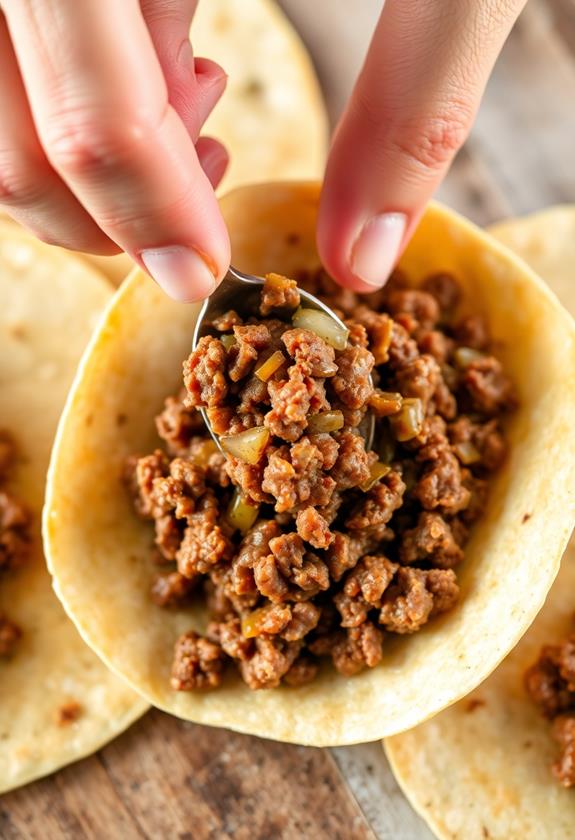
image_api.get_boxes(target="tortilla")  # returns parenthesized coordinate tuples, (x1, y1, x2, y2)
(489, 206, 575, 310)
(44, 183, 575, 747)
(385, 206, 575, 839)
(78, 0, 329, 288)
(0, 221, 147, 794)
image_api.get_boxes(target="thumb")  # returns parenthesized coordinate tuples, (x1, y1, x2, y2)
(317, 0, 525, 293)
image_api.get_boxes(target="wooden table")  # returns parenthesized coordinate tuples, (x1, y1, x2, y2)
(2, 1, 574, 837)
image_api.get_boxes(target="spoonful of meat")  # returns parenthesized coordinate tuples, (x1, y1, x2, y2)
(189, 267, 376, 462)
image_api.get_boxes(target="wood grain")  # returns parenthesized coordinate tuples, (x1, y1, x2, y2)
(2, 1, 575, 838)
(1, 711, 375, 840)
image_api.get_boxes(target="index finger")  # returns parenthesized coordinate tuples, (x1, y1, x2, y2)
(3, 0, 230, 301)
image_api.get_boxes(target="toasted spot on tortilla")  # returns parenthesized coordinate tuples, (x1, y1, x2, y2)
(7, 323, 26, 341)
(522, 512, 532, 523)
(116, 413, 128, 427)
(57, 701, 83, 726)
(244, 77, 264, 98)
(465, 697, 486, 713)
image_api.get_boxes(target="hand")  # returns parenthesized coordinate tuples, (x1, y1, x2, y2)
(318, 0, 527, 292)
(0, 0, 230, 301)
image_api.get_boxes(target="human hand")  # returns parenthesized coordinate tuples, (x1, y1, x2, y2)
(0, 0, 230, 301)
(318, 0, 527, 292)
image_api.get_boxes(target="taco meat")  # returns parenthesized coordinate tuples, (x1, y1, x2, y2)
(525, 634, 575, 787)
(0, 431, 32, 657)
(126, 269, 515, 690)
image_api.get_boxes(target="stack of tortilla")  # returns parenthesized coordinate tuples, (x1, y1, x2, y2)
(0, 0, 326, 793)
(385, 207, 575, 840)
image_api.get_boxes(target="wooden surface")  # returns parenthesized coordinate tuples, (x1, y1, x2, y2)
(2, 1, 575, 838)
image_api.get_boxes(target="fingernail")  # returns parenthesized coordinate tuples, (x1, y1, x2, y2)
(140, 246, 216, 302)
(350, 213, 407, 288)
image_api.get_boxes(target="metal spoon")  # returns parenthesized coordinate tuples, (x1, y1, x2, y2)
(192, 266, 375, 449)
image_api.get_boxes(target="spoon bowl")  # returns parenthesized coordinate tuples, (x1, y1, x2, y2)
(192, 266, 375, 450)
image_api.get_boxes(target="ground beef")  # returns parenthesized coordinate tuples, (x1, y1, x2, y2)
(239, 636, 302, 689)
(211, 310, 242, 331)
(345, 471, 405, 530)
(296, 506, 333, 548)
(283, 655, 318, 686)
(462, 357, 516, 415)
(400, 512, 463, 568)
(184, 336, 228, 407)
(526, 634, 575, 787)
(330, 430, 371, 490)
(259, 273, 301, 316)
(282, 328, 337, 377)
(379, 567, 459, 633)
(332, 346, 374, 408)
(0, 614, 21, 657)
(177, 509, 233, 577)
(422, 273, 461, 313)
(552, 716, 575, 787)
(385, 289, 440, 330)
(262, 438, 336, 512)
(127, 267, 513, 691)
(151, 571, 196, 607)
(156, 391, 205, 455)
(228, 324, 271, 382)
(171, 631, 225, 690)
(0, 490, 32, 572)
(265, 371, 311, 442)
(331, 622, 384, 676)
(453, 314, 489, 350)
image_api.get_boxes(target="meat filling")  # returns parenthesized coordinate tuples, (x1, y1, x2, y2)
(0, 431, 32, 657)
(126, 270, 514, 690)
(526, 634, 575, 787)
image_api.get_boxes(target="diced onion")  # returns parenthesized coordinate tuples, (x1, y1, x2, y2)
(369, 390, 403, 417)
(453, 440, 481, 465)
(226, 489, 260, 533)
(220, 426, 270, 464)
(360, 461, 391, 491)
(307, 410, 344, 434)
(255, 350, 286, 381)
(220, 334, 236, 351)
(389, 398, 424, 442)
(292, 307, 349, 350)
(454, 347, 484, 369)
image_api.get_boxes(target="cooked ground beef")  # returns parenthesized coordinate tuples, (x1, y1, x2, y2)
(525, 634, 575, 787)
(0, 431, 32, 656)
(127, 269, 514, 690)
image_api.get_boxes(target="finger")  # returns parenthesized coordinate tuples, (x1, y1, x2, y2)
(0, 12, 119, 254)
(3, 0, 230, 302)
(140, 0, 228, 138)
(196, 136, 229, 189)
(318, 0, 526, 293)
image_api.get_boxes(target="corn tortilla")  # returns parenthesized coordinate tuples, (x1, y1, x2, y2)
(45, 184, 575, 747)
(0, 222, 147, 794)
(385, 205, 575, 839)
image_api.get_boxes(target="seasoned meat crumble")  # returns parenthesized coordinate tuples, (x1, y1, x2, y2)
(126, 270, 515, 690)
(525, 633, 575, 787)
(0, 430, 32, 658)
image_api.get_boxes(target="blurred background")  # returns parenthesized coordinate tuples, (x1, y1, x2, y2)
(279, 0, 575, 224)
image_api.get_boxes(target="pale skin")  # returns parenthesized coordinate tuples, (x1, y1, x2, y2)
(0, 0, 526, 300)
